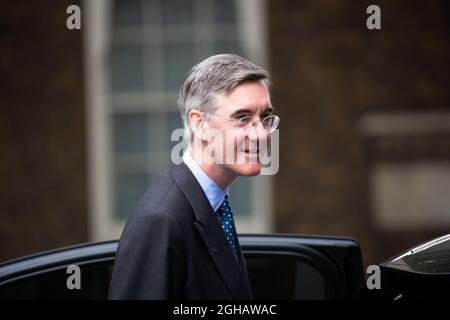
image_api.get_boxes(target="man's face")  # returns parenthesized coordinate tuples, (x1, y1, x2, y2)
(207, 80, 272, 177)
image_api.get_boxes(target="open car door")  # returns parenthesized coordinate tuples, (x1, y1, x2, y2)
(242, 234, 364, 299)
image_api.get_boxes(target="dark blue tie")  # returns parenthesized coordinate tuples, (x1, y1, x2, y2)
(217, 196, 238, 256)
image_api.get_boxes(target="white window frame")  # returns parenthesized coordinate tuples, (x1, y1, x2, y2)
(84, 0, 273, 241)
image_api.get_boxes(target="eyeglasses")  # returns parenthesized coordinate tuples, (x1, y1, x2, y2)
(207, 112, 280, 133)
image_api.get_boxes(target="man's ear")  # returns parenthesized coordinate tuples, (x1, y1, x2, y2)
(188, 110, 208, 142)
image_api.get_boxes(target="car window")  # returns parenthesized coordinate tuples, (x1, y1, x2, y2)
(0, 256, 337, 300)
(0, 257, 335, 300)
(0, 262, 113, 300)
(246, 254, 338, 300)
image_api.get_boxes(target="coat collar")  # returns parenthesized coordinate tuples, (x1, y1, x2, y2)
(170, 163, 252, 299)
(182, 151, 229, 212)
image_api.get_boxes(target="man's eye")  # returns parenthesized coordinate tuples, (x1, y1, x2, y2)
(236, 115, 250, 122)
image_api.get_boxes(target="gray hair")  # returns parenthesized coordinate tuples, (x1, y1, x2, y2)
(178, 54, 271, 142)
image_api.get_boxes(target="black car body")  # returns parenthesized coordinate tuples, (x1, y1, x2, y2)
(0, 233, 448, 300)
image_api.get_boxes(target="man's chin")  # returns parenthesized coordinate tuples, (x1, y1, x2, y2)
(233, 163, 261, 176)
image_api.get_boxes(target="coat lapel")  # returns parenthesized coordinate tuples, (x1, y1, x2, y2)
(232, 223, 253, 299)
(170, 163, 252, 299)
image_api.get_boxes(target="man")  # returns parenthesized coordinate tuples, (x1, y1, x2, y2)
(109, 54, 279, 299)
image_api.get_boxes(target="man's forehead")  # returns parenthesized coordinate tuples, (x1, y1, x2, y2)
(220, 83, 271, 111)
(226, 98, 272, 113)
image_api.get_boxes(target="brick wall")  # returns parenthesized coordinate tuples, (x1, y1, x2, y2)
(268, 0, 449, 265)
(0, 0, 87, 261)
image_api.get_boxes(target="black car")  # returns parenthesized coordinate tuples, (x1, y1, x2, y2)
(0, 233, 448, 300)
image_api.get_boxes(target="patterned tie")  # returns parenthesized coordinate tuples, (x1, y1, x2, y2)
(217, 196, 238, 256)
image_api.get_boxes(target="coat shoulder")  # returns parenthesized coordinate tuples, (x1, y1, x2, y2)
(126, 164, 194, 230)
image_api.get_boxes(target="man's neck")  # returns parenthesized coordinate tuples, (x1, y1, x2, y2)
(189, 147, 235, 192)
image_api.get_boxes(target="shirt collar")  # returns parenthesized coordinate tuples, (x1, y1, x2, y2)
(182, 151, 229, 212)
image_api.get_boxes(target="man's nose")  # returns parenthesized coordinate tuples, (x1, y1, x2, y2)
(247, 120, 269, 141)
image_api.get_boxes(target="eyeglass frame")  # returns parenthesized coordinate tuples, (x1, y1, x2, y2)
(204, 111, 280, 133)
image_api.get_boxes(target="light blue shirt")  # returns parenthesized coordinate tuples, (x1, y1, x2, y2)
(182, 151, 229, 212)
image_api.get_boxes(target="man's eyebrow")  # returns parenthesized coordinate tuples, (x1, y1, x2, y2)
(264, 106, 274, 113)
(229, 109, 252, 117)
(229, 106, 274, 117)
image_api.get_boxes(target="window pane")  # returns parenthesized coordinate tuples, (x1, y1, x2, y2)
(114, 172, 150, 219)
(195, 44, 216, 62)
(213, 0, 237, 23)
(113, 114, 148, 154)
(163, 43, 195, 91)
(230, 176, 252, 217)
(148, 113, 168, 153)
(143, 45, 163, 92)
(141, 0, 162, 27)
(113, 0, 142, 27)
(167, 111, 183, 133)
(167, 112, 185, 160)
(161, 0, 193, 25)
(110, 45, 144, 92)
(194, 0, 214, 23)
(213, 41, 243, 57)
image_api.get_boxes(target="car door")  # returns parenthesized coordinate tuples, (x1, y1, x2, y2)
(356, 233, 450, 301)
(242, 234, 364, 300)
(0, 234, 364, 300)
(0, 241, 116, 300)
